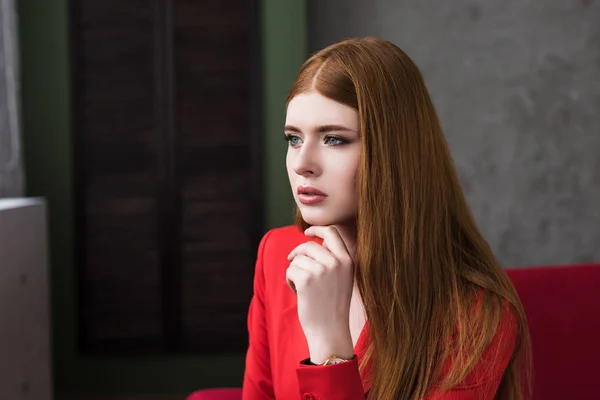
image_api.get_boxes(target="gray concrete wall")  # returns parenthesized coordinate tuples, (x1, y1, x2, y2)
(308, 0, 600, 267)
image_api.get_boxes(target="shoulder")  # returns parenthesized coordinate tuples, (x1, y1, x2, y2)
(256, 225, 315, 274)
(469, 291, 519, 367)
(476, 292, 519, 356)
(257, 225, 308, 257)
(448, 293, 519, 390)
(438, 290, 519, 392)
(259, 225, 306, 250)
(254, 225, 315, 304)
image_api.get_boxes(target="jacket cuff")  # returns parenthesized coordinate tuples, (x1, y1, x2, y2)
(296, 357, 364, 399)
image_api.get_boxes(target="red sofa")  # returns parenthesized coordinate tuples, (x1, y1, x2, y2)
(507, 263, 600, 399)
(187, 263, 600, 400)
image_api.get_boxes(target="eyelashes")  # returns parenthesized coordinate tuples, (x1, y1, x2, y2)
(283, 134, 301, 147)
(324, 136, 347, 146)
(283, 133, 349, 147)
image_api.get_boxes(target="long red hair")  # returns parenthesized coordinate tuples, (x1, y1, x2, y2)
(286, 37, 532, 399)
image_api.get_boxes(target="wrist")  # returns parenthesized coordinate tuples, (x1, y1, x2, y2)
(305, 329, 354, 364)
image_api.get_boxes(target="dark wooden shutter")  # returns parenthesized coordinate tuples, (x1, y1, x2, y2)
(70, 0, 262, 354)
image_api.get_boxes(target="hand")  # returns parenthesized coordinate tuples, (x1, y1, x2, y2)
(286, 226, 355, 363)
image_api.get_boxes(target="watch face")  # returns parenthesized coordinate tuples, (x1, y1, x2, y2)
(320, 356, 353, 366)
(324, 357, 347, 365)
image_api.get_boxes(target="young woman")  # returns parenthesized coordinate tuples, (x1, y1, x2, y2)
(242, 37, 532, 400)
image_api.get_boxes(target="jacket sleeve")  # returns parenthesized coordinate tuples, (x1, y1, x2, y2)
(242, 230, 276, 400)
(296, 357, 366, 399)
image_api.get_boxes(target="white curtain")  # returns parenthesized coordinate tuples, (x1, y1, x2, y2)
(0, 0, 24, 198)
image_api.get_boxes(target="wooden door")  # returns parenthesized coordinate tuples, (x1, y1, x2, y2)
(69, 0, 262, 354)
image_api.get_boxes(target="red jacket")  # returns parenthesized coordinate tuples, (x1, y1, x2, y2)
(243, 226, 517, 399)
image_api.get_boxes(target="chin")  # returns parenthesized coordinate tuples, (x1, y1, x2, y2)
(297, 206, 353, 227)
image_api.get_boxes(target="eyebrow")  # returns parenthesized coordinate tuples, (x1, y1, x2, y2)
(284, 124, 356, 133)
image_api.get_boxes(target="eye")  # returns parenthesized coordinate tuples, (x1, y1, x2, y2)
(324, 135, 348, 146)
(284, 134, 302, 147)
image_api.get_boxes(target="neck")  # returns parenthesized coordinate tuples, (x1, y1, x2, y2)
(333, 222, 357, 259)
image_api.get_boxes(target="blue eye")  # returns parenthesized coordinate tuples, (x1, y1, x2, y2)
(284, 134, 302, 147)
(324, 135, 347, 146)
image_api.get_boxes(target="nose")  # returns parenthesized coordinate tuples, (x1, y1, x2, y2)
(291, 142, 321, 177)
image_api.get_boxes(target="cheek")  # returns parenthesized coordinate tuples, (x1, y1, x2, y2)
(341, 154, 359, 204)
(286, 151, 298, 188)
(285, 151, 292, 175)
(331, 157, 359, 189)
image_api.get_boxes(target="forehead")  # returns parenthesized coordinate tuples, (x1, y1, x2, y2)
(286, 92, 358, 129)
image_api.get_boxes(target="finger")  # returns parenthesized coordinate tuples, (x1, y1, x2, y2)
(290, 254, 325, 274)
(286, 277, 296, 294)
(287, 255, 326, 293)
(286, 262, 311, 294)
(304, 226, 350, 260)
(288, 241, 337, 268)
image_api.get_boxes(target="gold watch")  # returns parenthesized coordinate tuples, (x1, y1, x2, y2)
(319, 355, 353, 366)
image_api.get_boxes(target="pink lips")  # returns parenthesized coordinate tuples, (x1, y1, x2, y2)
(297, 185, 327, 205)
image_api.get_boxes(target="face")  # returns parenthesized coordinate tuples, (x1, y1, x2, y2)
(285, 92, 361, 228)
